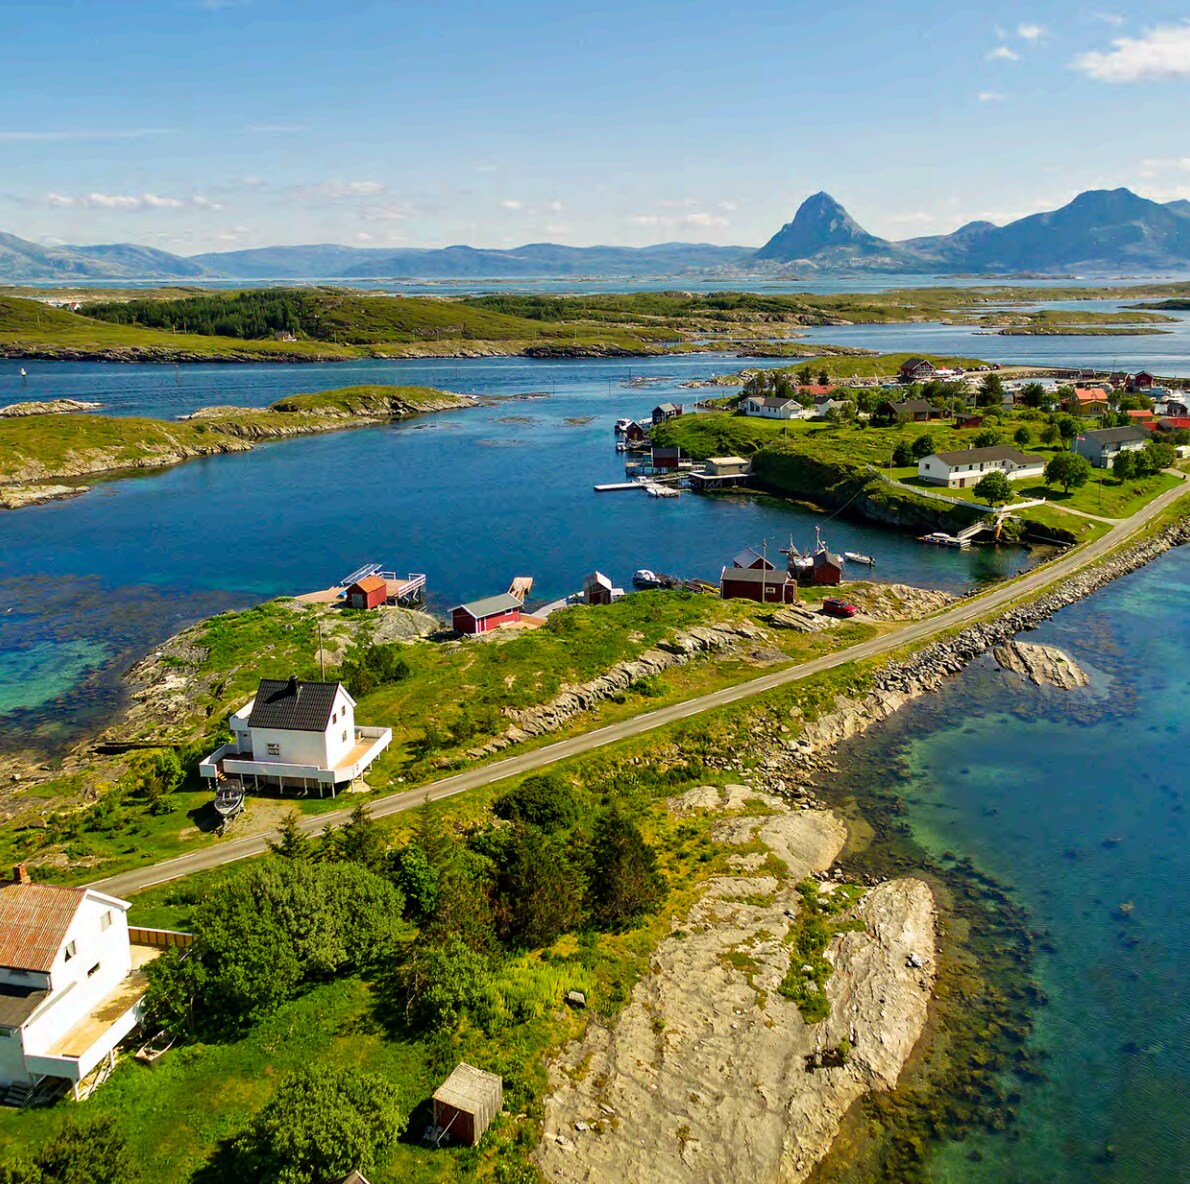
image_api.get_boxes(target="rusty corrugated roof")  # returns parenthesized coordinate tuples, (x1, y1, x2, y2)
(350, 576, 387, 594)
(0, 882, 86, 972)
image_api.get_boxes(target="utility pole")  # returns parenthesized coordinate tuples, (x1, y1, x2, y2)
(317, 619, 326, 680)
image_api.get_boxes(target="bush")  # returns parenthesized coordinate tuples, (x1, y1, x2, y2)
(340, 643, 411, 697)
(585, 806, 665, 930)
(232, 1066, 407, 1184)
(494, 827, 586, 948)
(909, 433, 935, 460)
(493, 772, 580, 833)
(0, 1115, 136, 1184)
(395, 938, 491, 1029)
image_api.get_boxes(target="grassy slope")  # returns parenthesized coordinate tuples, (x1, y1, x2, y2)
(3, 592, 883, 882)
(0, 385, 462, 483)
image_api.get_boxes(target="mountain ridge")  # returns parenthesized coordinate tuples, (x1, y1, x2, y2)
(3, 188, 1190, 281)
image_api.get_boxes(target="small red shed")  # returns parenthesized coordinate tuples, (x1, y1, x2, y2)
(651, 446, 681, 471)
(720, 565, 797, 604)
(955, 413, 984, 429)
(346, 575, 388, 609)
(432, 1062, 503, 1147)
(451, 593, 523, 636)
(812, 549, 843, 586)
(582, 571, 615, 606)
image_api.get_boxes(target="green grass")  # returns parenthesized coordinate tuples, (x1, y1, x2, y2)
(0, 385, 464, 484)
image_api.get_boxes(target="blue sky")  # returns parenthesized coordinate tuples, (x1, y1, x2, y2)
(2, 0, 1189, 253)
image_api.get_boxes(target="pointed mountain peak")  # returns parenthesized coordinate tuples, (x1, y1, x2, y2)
(754, 192, 888, 262)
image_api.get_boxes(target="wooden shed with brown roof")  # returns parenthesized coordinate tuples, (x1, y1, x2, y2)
(345, 575, 388, 610)
(432, 1062, 503, 1146)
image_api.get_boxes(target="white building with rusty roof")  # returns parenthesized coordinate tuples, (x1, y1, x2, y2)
(0, 867, 166, 1100)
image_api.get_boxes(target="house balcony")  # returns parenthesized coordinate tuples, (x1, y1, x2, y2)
(24, 943, 162, 1093)
(198, 726, 392, 794)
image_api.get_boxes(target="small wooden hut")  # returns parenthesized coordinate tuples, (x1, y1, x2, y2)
(432, 1062, 503, 1147)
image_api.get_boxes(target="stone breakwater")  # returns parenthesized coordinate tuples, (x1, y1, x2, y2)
(468, 621, 773, 759)
(710, 517, 1190, 787)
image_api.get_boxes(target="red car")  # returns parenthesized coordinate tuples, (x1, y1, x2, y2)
(822, 597, 858, 618)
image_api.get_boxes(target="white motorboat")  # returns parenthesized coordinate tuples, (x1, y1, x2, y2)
(633, 569, 662, 588)
(843, 551, 876, 566)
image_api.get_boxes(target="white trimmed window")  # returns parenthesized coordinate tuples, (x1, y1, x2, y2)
(267, 743, 280, 757)
(64, 941, 77, 961)
(100, 911, 112, 932)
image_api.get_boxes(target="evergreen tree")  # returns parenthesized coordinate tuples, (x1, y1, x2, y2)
(586, 807, 665, 930)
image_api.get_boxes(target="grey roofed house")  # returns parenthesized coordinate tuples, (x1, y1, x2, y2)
(931, 445, 1043, 466)
(455, 593, 523, 619)
(246, 677, 343, 733)
(731, 546, 775, 570)
(754, 396, 797, 408)
(1072, 425, 1151, 468)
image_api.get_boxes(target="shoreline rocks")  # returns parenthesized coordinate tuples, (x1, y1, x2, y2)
(0, 398, 104, 417)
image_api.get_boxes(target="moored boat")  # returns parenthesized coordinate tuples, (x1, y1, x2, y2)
(633, 568, 662, 588)
(843, 551, 876, 566)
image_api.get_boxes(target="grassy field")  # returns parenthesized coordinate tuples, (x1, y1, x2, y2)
(1, 590, 889, 884)
(0, 654, 884, 1183)
(0, 385, 464, 484)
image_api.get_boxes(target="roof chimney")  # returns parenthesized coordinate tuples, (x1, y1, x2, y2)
(13, 864, 30, 885)
(287, 674, 299, 696)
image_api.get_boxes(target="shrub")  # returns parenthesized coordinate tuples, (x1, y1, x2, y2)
(493, 772, 580, 833)
(585, 806, 665, 930)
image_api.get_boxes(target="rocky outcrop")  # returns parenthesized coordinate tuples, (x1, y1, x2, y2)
(770, 605, 835, 632)
(536, 787, 935, 1184)
(844, 582, 955, 621)
(0, 398, 104, 417)
(993, 641, 1089, 689)
(468, 621, 772, 757)
(0, 483, 88, 509)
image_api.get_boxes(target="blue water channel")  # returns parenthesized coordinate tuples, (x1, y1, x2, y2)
(0, 353, 1029, 749)
(832, 547, 1190, 1183)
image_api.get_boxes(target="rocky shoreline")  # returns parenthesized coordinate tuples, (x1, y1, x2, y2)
(537, 785, 935, 1184)
(0, 390, 476, 505)
(701, 516, 1190, 788)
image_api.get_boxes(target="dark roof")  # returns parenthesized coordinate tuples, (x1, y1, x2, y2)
(455, 593, 523, 619)
(752, 396, 797, 408)
(900, 357, 934, 370)
(814, 549, 842, 568)
(1081, 426, 1150, 445)
(654, 402, 680, 413)
(931, 445, 1043, 466)
(720, 566, 793, 585)
(652, 446, 680, 458)
(732, 547, 774, 569)
(0, 980, 50, 1028)
(247, 678, 344, 733)
(0, 883, 87, 973)
(886, 398, 934, 414)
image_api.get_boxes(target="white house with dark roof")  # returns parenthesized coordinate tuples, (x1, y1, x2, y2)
(742, 395, 807, 420)
(199, 677, 392, 796)
(0, 870, 161, 1100)
(917, 445, 1046, 489)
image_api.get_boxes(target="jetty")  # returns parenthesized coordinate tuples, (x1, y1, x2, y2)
(296, 562, 427, 606)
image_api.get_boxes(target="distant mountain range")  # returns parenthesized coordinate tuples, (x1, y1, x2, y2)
(4, 188, 1190, 282)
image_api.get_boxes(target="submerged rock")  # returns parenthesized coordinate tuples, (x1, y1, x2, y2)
(993, 641, 1089, 690)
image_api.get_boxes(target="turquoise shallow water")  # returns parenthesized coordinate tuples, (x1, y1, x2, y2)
(839, 547, 1190, 1182)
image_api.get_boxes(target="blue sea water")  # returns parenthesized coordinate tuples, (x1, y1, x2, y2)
(841, 548, 1190, 1183)
(0, 354, 1029, 746)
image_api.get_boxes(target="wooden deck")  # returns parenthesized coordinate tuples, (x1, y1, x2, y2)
(48, 950, 160, 1059)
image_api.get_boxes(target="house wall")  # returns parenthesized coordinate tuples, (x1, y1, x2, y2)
(248, 689, 354, 770)
(918, 457, 1046, 488)
(12, 894, 133, 1081)
(720, 579, 795, 604)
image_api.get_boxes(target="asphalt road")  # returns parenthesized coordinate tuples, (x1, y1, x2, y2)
(92, 479, 1188, 899)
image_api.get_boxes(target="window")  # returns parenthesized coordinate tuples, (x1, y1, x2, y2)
(100, 911, 112, 932)
(87, 963, 101, 978)
(332, 711, 337, 724)
(342, 730, 348, 743)
(267, 743, 280, 757)
(64, 941, 77, 961)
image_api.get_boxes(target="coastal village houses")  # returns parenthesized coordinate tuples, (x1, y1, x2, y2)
(199, 677, 392, 796)
(1072, 425, 1151, 469)
(742, 395, 806, 420)
(451, 593, 524, 636)
(899, 357, 938, 383)
(918, 445, 1046, 489)
(0, 870, 175, 1102)
(651, 403, 683, 426)
(1065, 388, 1112, 417)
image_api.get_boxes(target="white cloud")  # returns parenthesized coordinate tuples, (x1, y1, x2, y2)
(986, 45, 1020, 61)
(298, 179, 387, 199)
(0, 127, 174, 142)
(353, 231, 375, 244)
(500, 199, 525, 210)
(718, 200, 739, 211)
(978, 90, 1007, 102)
(630, 210, 729, 230)
(1074, 23, 1190, 81)
(544, 222, 575, 237)
(359, 202, 411, 223)
(1017, 23, 1045, 42)
(46, 191, 221, 211)
(1091, 12, 1125, 27)
(545, 199, 565, 213)
(1139, 157, 1190, 176)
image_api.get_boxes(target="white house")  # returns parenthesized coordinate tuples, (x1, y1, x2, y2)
(0, 871, 162, 1100)
(918, 445, 1046, 489)
(199, 677, 392, 797)
(742, 395, 807, 420)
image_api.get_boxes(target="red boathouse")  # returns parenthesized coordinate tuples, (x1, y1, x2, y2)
(719, 565, 797, 604)
(345, 575, 388, 609)
(451, 593, 523, 636)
